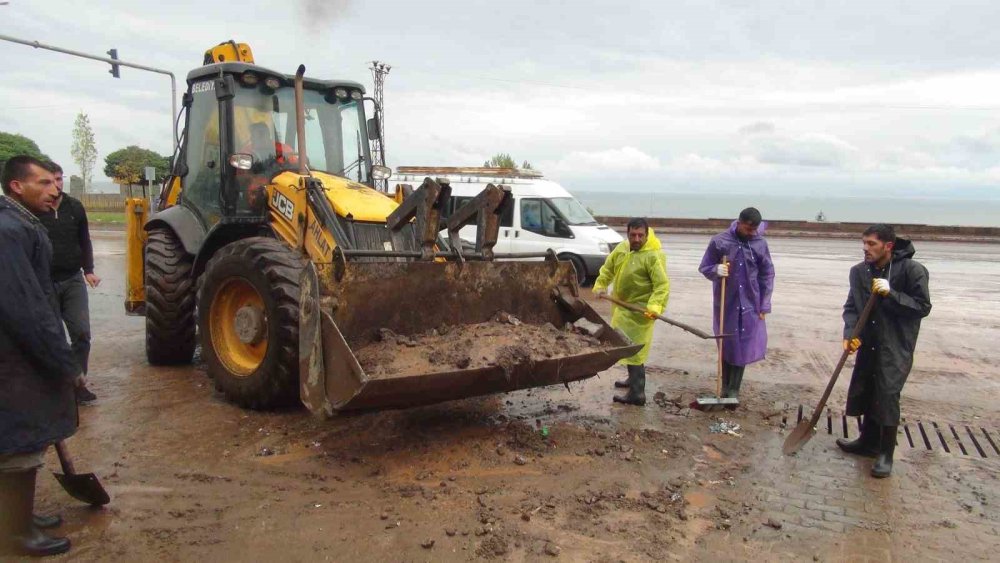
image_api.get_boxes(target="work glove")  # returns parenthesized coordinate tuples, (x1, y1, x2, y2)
(872, 278, 890, 296)
(644, 310, 659, 320)
(843, 338, 861, 353)
(715, 263, 729, 278)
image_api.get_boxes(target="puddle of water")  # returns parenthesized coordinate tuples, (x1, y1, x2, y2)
(110, 484, 174, 495)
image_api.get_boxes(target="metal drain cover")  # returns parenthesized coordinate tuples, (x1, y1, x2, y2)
(779, 403, 999, 459)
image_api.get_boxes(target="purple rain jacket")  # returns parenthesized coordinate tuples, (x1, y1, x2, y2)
(698, 221, 775, 366)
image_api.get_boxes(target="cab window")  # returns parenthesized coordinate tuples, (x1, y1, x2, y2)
(520, 198, 570, 237)
(446, 195, 513, 227)
(181, 80, 222, 223)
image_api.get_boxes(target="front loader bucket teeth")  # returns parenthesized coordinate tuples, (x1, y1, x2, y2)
(299, 259, 640, 414)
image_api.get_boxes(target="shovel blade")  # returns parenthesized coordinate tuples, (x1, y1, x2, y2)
(54, 472, 110, 506)
(782, 420, 817, 456)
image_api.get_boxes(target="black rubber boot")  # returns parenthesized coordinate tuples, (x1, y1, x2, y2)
(836, 418, 879, 457)
(75, 385, 97, 405)
(613, 372, 630, 389)
(32, 514, 62, 530)
(871, 425, 897, 479)
(726, 369, 744, 398)
(614, 365, 646, 406)
(0, 470, 71, 557)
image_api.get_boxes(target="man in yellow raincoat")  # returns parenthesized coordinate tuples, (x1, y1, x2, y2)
(593, 218, 670, 406)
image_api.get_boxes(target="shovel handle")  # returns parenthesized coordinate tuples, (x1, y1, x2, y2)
(597, 294, 718, 339)
(804, 292, 880, 430)
(717, 257, 728, 398)
(54, 441, 75, 475)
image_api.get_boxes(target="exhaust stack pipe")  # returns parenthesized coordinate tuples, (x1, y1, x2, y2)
(294, 64, 309, 176)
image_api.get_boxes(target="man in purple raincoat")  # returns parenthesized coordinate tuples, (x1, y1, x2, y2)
(698, 207, 775, 402)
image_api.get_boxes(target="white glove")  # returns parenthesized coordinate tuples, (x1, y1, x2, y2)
(715, 263, 729, 278)
(872, 278, 891, 296)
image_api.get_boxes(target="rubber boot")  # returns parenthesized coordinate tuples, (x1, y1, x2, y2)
(613, 369, 631, 389)
(836, 417, 878, 457)
(0, 470, 71, 557)
(32, 514, 62, 530)
(614, 365, 646, 406)
(726, 368, 744, 398)
(871, 426, 897, 479)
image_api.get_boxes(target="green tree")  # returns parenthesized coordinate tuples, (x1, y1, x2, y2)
(103, 145, 170, 186)
(483, 153, 533, 169)
(484, 153, 517, 168)
(71, 113, 98, 193)
(0, 131, 49, 171)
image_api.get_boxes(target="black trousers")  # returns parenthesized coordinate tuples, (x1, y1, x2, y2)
(52, 272, 91, 375)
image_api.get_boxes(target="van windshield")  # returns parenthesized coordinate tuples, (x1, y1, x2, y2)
(549, 197, 598, 225)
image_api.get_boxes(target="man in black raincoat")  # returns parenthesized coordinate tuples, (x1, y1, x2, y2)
(836, 224, 931, 478)
(0, 156, 80, 556)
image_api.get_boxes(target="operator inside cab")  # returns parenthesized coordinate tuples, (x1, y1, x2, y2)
(241, 122, 298, 175)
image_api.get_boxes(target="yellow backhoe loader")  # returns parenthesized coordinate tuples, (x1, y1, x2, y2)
(124, 42, 639, 414)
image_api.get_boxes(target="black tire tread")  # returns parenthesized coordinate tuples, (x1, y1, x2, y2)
(145, 227, 196, 365)
(199, 237, 306, 410)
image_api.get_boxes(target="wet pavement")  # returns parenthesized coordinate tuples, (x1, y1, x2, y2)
(18, 231, 1000, 561)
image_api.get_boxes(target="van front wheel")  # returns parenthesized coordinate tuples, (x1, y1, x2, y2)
(560, 253, 587, 287)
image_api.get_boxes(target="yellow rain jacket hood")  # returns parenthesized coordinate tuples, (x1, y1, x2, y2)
(593, 229, 670, 365)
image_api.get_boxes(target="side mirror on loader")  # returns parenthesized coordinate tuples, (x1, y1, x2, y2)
(367, 117, 380, 141)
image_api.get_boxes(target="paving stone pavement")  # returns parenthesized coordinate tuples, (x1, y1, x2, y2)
(738, 415, 1000, 562)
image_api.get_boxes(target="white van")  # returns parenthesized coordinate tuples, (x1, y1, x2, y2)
(395, 167, 623, 285)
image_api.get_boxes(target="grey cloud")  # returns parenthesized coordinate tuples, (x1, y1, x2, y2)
(752, 134, 858, 168)
(738, 121, 776, 135)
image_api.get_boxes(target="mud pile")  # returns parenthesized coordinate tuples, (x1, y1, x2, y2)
(354, 312, 612, 379)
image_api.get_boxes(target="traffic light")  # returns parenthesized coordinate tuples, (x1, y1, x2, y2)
(108, 48, 120, 78)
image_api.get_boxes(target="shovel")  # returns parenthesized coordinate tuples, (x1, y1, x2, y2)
(694, 256, 739, 411)
(53, 441, 110, 506)
(597, 294, 726, 340)
(782, 291, 879, 455)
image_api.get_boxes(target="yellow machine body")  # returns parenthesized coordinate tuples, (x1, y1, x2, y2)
(126, 42, 639, 414)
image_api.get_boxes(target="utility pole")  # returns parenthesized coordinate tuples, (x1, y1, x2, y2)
(0, 33, 178, 147)
(369, 60, 391, 192)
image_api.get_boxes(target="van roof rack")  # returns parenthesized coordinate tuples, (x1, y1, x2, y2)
(396, 166, 544, 179)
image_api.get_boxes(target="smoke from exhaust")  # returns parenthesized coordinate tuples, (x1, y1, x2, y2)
(298, 0, 353, 26)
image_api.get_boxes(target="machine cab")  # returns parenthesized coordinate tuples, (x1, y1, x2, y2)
(173, 62, 375, 226)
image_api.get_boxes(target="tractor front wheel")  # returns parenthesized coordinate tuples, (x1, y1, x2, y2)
(198, 237, 306, 409)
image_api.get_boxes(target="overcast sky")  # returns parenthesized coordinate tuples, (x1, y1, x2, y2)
(3, 0, 1000, 198)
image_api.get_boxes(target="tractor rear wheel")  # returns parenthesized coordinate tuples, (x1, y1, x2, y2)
(145, 227, 196, 365)
(198, 237, 306, 409)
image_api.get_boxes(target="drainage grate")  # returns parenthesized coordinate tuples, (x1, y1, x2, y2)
(781, 403, 999, 459)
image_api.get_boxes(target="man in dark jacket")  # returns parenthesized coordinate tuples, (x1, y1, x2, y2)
(0, 155, 80, 556)
(39, 162, 99, 404)
(836, 224, 931, 478)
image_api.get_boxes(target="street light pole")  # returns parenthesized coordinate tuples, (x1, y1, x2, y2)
(0, 33, 178, 147)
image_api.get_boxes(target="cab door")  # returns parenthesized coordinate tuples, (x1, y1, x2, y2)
(511, 197, 573, 254)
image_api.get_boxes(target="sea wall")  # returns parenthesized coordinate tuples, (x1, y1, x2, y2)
(595, 216, 1000, 243)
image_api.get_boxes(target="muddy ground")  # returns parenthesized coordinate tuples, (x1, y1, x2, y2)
(18, 232, 1000, 562)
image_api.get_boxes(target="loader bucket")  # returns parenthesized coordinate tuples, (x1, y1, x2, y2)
(299, 258, 640, 415)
